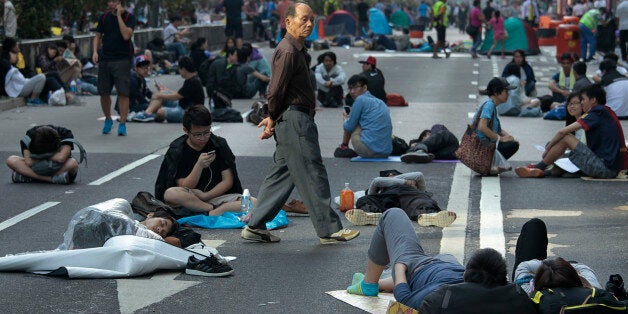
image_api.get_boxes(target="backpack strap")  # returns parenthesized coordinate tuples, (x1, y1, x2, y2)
(61, 138, 87, 166)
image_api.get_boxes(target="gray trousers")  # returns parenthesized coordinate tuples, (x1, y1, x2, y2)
(18, 74, 46, 97)
(368, 208, 459, 279)
(248, 109, 343, 238)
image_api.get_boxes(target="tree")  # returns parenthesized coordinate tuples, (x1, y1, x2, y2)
(15, 0, 52, 39)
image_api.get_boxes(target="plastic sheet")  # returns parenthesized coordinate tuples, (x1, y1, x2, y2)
(177, 210, 289, 230)
(58, 198, 162, 250)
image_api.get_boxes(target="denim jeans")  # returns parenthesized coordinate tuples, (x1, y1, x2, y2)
(579, 23, 596, 60)
(471, 30, 483, 53)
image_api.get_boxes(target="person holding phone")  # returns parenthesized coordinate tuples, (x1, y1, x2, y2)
(93, 0, 136, 136)
(155, 105, 248, 217)
(335, 75, 393, 158)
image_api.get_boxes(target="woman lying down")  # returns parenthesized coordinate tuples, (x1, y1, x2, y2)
(57, 198, 233, 277)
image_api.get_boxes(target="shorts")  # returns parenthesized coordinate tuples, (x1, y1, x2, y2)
(435, 25, 446, 42)
(171, 191, 242, 217)
(568, 142, 619, 178)
(163, 100, 184, 123)
(97, 59, 131, 97)
(225, 20, 243, 38)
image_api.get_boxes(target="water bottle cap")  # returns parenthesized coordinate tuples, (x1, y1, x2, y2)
(243, 189, 250, 197)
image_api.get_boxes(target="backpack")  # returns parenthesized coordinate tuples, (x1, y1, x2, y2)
(391, 135, 409, 156)
(532, 287, 627, 313)
(356, 185, 441, 220)
(197, 58, 215, 86)
(386, 93, 409, 107)
(131, 191, 176, 218)
(212, 107, 244, 123)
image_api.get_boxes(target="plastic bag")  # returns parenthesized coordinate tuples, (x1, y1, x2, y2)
(490, 140, 512, 175)
(48, 88, 66, 106)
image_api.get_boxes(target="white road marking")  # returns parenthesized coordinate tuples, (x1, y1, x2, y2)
(353, 52, 469, 58)
(117, 272, 200, 314)
(440, 164, 471, 263)
(472, 70, 479, 75)
(468, 94, 477, 99)
(0, 202, 60, 232)
(471, 81, 478, 85)
(241, 109, 252, 120)
(506, 209, 583, 218)
(468, 112, 475, 118)
(474, 63, 479, 67)
(479, 176, 505, 256)
(88, 154, 161, 185)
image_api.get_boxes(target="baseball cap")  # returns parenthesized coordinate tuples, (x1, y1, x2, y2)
(134, 55, 150, 67)
(485, 77, 516, 95)
(358, 56, 377, 66)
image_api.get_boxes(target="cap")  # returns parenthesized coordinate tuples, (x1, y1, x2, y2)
(358, 56, 377, 66)
(134, 55, 150, 66)
(485, 77, 515, 95)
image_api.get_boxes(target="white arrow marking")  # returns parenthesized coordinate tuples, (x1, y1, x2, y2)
(117, 272, 200, 314)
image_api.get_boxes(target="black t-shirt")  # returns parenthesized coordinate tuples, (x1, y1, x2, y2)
(175, 141, 230, 192)
(178, 75, 205, 109)
(357, 2, 370, 21)
(224, 0, 244, 21)
(96, 10, 136, 62)
(363, 68, 387, 102)
(483, 6, 495, 20)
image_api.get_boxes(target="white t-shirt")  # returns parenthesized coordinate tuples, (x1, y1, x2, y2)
(594, 0, 606, 9)
(617, 0, 628, 30)
(573, 3, 586, 16)
(162, 23, 178, 45)
(604, 79, 628, 117)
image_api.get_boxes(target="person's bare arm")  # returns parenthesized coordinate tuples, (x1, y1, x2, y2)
(92, 32, 102, 64)
(477, 118, 500, 141)
(175, 152, 214, 189)
(116, 4, 134, 41)
(543, 121, 582, 156)
(50, 145, 72, 164)
(199, 168, 234, 201)
(548, 79, 569, 97)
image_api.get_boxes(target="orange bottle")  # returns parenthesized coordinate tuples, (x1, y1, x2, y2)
(339, 182, 354, 212)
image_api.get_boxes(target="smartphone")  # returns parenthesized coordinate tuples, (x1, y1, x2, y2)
(343, 106, 351, 114)
(207, 150, 216, 155)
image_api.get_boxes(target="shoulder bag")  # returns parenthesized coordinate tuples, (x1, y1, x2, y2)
(455, 104, 496, 175)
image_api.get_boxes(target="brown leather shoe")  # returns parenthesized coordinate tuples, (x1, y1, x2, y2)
(283, 199, 308, 215)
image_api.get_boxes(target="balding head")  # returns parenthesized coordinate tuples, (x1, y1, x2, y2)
(285, 3, 314, 41)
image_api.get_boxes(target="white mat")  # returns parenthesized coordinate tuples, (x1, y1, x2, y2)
(326, 290, 396, 314)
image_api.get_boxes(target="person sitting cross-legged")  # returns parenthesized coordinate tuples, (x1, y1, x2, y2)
(155, 105, 250, 217)
(516, 84, 628, 179)
(335, 75, 393, 158)
(6, 125, 80, 184)
(345, 207, 538, 313)
(133, 56, 204, 123)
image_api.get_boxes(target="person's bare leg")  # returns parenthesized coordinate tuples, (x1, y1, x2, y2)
(342, 130, 351, 146)
(500, 39, 505, 58)
(487, 41, 496, 57)
(211, 197, 257, 216)
(56, 158, 79, 177)
(145, 98, 164, 114)
(542, 135, 579, 165)
(101, 95, 112, 119)
(118, 95, 130, 123)
(6, 156, 54, 182)
(364, 258, 386, 284)
(164, 187, 213, 213)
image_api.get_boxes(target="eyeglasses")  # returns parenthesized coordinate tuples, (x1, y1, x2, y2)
(189, 130, 211, 139)
(567, 101, 581, 107)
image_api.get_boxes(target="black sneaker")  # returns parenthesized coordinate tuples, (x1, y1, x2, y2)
(606, 274, 627, 301)
(12, 171, 33, 183)
(334, 146, 358, 158)
(185, 255, 234, 277)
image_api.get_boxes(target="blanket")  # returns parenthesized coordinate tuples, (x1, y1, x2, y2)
(177, 210, 289, 230)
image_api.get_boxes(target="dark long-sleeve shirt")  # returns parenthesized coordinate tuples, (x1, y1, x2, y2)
(266, 33, 315, 120)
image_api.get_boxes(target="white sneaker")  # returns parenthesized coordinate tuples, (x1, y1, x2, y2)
(417, 211, 457, 228)
(345, 209, 382, 226)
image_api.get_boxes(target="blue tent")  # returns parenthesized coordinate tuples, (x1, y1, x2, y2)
(368, 8, 391, 35)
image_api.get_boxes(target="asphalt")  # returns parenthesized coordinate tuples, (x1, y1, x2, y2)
(0, 28, 626, 313)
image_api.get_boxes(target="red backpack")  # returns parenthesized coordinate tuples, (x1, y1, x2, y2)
(386, 93, 408, 107)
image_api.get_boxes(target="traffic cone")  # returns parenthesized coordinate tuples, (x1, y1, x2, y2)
(318, 19, 325, 39)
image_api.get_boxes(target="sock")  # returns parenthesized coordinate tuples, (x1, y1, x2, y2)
(347, 277, 378, 296)
(535, 161, 547, 169)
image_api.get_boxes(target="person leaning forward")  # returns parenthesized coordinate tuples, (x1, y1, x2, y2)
(241, 3, 360, 244)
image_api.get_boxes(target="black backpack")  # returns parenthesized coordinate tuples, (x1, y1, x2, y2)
(532, 287, 627, 313)
(391, 135, 409, 156)
(131, 191, 176, 218)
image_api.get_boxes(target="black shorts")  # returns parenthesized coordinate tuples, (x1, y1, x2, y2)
(97, 59, 131, 96)
(436, 25, 446, 42)
(225, 20, 243, 38)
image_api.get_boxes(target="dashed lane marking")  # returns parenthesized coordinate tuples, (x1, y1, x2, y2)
(0, 202, 60, 232)
(468, 94, 477, 99)
(440, 164, 471, 263)
(479, 176, 505, 256)
(506, 209, 583, 218)
(89, 154, 161, 185)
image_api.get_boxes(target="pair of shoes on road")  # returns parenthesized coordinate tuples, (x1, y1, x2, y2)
(515, 166, 545, 178)
(401, 150, 434, 163)
(185, 254, 234, 277)
(334, 144, 358, 158)
(241, 226, 360, 244)
(103, 119, 127, 136)
(12, 171, 70, 185)
(417, 210, 457, 228)
(133, 112, 155, 122)
(345, 209, 381, 226)
(283, 199, 308, 215)
(26, 98, 47, 106)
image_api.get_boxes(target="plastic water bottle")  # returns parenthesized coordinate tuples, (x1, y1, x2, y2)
(69, 80, 77, 94)
(240, 189, 253, 222)
(75, 79, 82, 94)
(339, 182, 354, 212)
(72, 21, 78, 36)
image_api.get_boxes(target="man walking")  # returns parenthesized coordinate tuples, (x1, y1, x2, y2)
(432, 0, 450, 59)
(241, 3, 359, 244)
(617, 0, 628, 62)
(93, 0, 136, 136)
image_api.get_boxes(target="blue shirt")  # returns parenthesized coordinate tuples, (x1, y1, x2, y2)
(419, 3, 429, 17)
(472, 99, 501, 141)
(343, 91, 393, 155)
(578, 105, 626, 170)
(394, 260, 465, 310)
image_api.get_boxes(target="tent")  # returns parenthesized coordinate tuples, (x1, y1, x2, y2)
(368, 8, 392, 35)
(480, 17, 540, 55)
(390, 9, 412, 28)
(324, 10, 358, 36)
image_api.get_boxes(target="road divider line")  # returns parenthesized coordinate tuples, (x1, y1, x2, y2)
(479, 176, 505, 256)
(440, 163, 471, 263)
(89, 154, 160, 186)
(0, 202, 60, 232)
(241, 109, 252, 120)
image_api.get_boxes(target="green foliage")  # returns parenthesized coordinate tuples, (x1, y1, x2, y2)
(14, 0, 51, 39)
